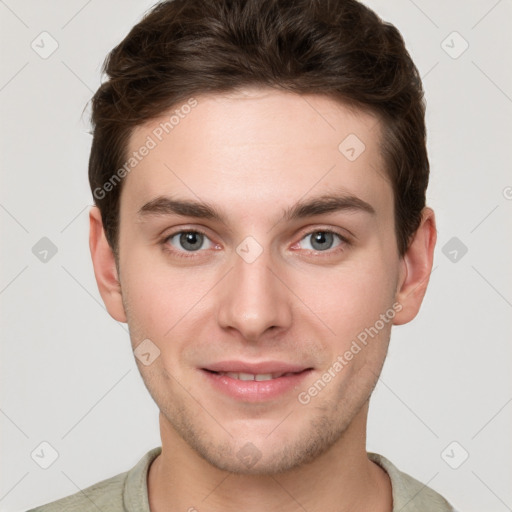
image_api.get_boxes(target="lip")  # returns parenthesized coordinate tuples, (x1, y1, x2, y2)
(200, 360, 313, 402)
(203, 360, 310, 374)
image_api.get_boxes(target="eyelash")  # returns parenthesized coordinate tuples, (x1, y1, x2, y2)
(161, 228, 351, 260)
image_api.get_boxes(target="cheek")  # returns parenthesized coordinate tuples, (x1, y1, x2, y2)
(120, 249, 217, 341)
(300, 255, 398, 342)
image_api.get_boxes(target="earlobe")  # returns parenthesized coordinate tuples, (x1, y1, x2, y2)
(89, 206, 127, 323)
(393, 207, 437, 326)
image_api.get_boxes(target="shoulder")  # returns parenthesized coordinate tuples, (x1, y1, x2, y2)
(27, 447, 161, 512)
(368, 452, 456, 512)
(26, 472, 127, 512)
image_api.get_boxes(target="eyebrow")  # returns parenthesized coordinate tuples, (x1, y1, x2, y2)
(137, 193, 376, 224)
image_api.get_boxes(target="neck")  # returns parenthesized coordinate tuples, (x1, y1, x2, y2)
(148, 404, 392, 512)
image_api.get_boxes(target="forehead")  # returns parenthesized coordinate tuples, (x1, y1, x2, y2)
(122, 88, 391, 223)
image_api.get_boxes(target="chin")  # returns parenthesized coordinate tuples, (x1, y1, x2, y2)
(170, 408, 350, 476)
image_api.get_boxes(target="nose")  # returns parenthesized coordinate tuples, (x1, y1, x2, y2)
(215, 245, 293, 343)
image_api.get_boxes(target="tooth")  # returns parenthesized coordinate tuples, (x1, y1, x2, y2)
(238, 372, 255, 381)
(255, 373, 273, 381)
(215, 372, 291, 381)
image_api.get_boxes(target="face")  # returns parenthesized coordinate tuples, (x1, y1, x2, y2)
(114, 88, 406, 474)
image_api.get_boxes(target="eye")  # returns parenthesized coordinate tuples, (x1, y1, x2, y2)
(165, 230, 214, 253)
(162, 228, 349, 259)
(297, 230, 347, 252)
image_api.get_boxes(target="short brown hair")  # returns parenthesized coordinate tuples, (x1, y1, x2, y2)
(88, 0, 429, 257)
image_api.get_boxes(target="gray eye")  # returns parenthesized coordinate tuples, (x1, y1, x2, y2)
(300, 231, 341, 251)
(168, 231, 210, 252)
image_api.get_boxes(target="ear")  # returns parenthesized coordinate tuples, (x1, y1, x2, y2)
(89, 206, 127, 322)
(393, 207, 437, 325)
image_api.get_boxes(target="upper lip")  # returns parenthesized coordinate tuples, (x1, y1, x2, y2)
(202, 360, 311, 374)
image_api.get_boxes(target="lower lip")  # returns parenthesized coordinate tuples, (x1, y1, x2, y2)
(201, 369, 312, 402)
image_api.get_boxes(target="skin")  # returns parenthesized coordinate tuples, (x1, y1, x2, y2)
(89, 87, 436, 511)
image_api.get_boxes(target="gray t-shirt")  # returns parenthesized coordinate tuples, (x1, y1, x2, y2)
(28, 447, 455, 511)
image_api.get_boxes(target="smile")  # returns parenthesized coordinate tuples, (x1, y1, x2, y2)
(214, 371, 299, 381)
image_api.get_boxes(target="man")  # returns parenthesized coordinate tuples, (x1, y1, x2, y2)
(30, 0, 456, 510)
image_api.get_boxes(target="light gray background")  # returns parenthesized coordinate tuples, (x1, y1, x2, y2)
(1, 1, 511, 511)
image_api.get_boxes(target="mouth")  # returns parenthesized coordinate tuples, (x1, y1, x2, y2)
(200, 362, 313, 402)
(204, 370, 301, 381)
